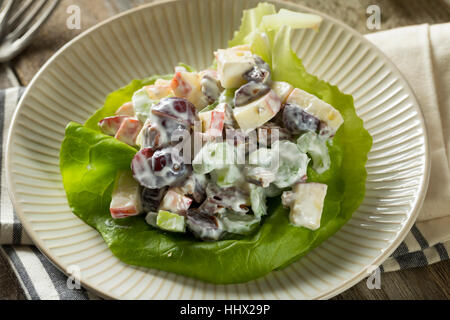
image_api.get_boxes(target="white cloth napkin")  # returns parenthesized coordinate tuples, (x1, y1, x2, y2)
(365, 24, 450, 267)
(0, 23, 448, 300)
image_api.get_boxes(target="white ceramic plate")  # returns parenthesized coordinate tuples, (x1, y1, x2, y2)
(6, 0, 429, 300)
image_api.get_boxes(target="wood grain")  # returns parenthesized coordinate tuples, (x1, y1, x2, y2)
(333, 260, 450, 300)
(11, 0, 117, 85)
(0, 251, 26, 300)
(0, 0, 449, 300)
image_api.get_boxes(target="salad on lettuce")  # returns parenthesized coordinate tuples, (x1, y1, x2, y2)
(60, 3, 372, 284)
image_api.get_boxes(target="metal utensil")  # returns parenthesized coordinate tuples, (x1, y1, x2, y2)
(0, 0, 60, 63)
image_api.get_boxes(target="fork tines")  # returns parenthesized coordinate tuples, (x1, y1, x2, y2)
(0, 0, 60, 62)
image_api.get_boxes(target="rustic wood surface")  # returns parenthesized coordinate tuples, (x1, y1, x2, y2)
(0, 0, 449, 300)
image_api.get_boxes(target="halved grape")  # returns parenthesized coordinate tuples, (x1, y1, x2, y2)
(255, 56, 271, 72)
(141, 187, 168, 213)
(131, 147, 191, 189)
(198, 197, 225, 215)
(257, 122, 292, 148)
(201, 70, 223, 104)
(205, 184, 250, 214)
(282, 103, 320, 134)
(243, 55, 271, 83)
(186, 209, 224, 240)
(151, 97, 197, 126)
(140, 97, 197, 149)
(139, 118, 187, 149)
(234, 81, 270, 107)
(224, 126, 247, 147)
(172, 173, 207, 203)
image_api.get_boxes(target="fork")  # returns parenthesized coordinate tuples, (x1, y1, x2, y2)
(0, 0, 60, 63)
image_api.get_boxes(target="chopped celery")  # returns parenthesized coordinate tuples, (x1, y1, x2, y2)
(220, 212, 260, 235)
(132, 88, 157, 122)
(156, 210, 186, 233)
(297, 132, 331, 174)
(178, 62, 196, 72)
(211, 165, 244, 188)
(260, 9, 322, 31)
(193, 142, 236, 174)
(272, 140, 309, 188)
(250, 186, 267, 218)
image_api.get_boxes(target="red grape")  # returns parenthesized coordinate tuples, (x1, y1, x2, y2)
(131, 146, 191, 189)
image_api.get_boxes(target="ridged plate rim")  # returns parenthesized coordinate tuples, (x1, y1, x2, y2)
(5, 0, 430, 300)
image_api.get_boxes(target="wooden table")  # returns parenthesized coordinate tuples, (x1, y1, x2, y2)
(1, 0, 449, 300)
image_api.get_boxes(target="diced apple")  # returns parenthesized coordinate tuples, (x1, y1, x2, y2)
(215, 46, 256, 89)
(159, 189, 193, 214)
(271, 81, 294, 103)
(282, 183, 327, 230)
(286, 88, 344, 134)
(99, 116, 128, 136)
(216, 102, 234, 126)
(110, 171, 142, 219)
(115, 102, 135, 117)
(233, 90, 281, 132)
(198, 103, 227, 137)
(155, 78, 171, 87)
(114, 118, 143, 146)
(144, 79, 173, 100)
(199, 69, 219, 79)
(170, 71, 207, 109)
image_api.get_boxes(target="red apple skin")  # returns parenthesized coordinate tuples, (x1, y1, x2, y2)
(159, 189, 193, 214)
(200, 108, 225, 137)
(110, 205, 140, 219)
(144, 80, 173, 100)
(99, 116, 128, 136)
(171, 71, 192, 97)
(114, 118, 143, 146)
(115, 102, 135, 117)
(209, 110, 225, 135)
(109, 171, 142, 219)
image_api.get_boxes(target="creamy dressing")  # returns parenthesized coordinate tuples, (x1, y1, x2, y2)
(102, 43, 341, 239)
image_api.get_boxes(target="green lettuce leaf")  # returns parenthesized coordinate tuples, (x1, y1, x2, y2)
(60, 3, 372, 284)
(228, 2, 276, 47)
(84, 74, 171, 131)
(178, 62, 196, 72)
